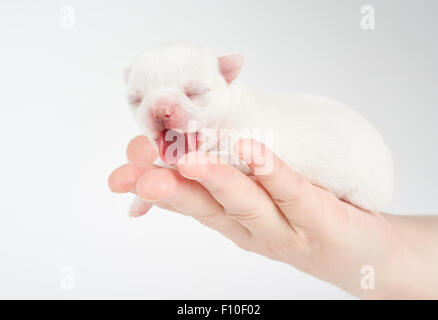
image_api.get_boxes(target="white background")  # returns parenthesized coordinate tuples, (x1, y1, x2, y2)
(0, 0, 436, 299)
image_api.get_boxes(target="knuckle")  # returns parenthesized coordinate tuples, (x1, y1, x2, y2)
(196, 212, 218, 222)
(225, 207, 261, 222)
(273, 175, 308, 208)
(234, 240, 251, 252)
(233, 231, 253, 252)
(223, 187, 265, 221)
(273, 194, 300, 209)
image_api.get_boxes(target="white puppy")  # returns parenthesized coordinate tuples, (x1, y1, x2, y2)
(125, 43, 394, 212)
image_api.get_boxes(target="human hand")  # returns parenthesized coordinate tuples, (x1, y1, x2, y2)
(108, 136, 435, 299)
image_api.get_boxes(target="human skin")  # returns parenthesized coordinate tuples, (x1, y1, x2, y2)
(108, 135, 438, 299)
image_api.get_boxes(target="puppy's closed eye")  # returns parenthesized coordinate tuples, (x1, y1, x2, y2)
(128, 95, 143, 106)
(184, 84, 210, 99)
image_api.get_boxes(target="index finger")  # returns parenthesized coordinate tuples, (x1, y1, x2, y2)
(234, 139, 321, 229)
(176, 151, 293, 237)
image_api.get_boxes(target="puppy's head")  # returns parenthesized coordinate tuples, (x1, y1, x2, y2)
(125, 43, 243, 164)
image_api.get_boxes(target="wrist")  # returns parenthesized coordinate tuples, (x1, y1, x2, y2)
(332, 208, 415, 299)
(352, 213, 436, 299)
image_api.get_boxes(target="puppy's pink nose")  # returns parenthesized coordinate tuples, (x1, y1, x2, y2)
(150, 99, 177, 121)
(149, 98, 189, 131)
(152, 107, 172, 121)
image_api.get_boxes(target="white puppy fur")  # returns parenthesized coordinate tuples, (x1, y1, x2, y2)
(125, 43, 394, 212)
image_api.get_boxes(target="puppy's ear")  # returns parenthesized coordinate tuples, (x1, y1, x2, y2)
(124, 66, 132, 83)
(218, 54, 244, 84)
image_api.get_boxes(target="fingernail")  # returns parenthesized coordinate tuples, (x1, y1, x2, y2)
(176, 153, 200, 180)
(178, 170, 199, 181)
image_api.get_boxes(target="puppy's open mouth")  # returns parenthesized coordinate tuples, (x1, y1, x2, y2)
(157, 129, 199, 165)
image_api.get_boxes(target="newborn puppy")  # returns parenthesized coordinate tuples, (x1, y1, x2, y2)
(124, 43, 394, 213)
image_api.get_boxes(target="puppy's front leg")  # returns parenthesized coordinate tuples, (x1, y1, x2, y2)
(129, 195, 152, 217)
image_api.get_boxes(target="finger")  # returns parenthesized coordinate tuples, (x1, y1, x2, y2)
(128, 195, 182, 218)
(108, 162, 156, 193)
(136, 167, 250, 244)
(176, 152, 293, 236)
(154, 201, 182, 214)
(234, 139, 321, 228)
(126, 135, 157, 163)
(129, 195, 153, 217)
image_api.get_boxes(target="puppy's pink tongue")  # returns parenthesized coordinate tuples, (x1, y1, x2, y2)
(158, 129, 198, 165)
